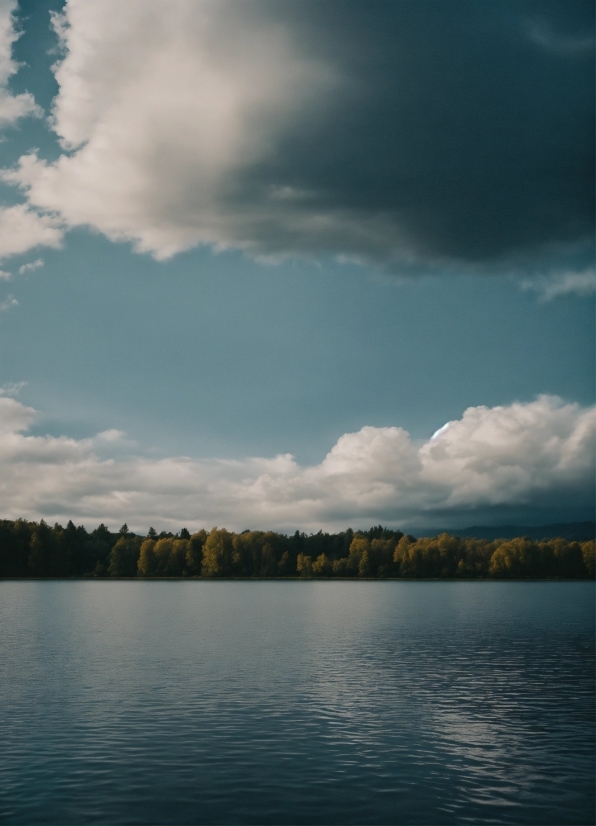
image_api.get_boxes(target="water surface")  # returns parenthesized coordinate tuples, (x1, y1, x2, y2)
(0, 581, 593, 824)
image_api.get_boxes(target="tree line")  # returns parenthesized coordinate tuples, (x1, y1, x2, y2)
(0, 519, 593, 579)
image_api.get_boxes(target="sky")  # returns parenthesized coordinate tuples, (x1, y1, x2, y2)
(0, 0, 594, 534)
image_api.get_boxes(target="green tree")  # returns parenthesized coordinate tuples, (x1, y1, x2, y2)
(260, 543, 277, 576)
(28, 522, 54, 576)
(551, 539, 585, 578)
(186, 530, 207, 575)
(108, 536, 141, 576)
(277, 551, 291, 576)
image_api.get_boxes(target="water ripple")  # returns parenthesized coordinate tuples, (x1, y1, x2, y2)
(0, 581, 593, 825)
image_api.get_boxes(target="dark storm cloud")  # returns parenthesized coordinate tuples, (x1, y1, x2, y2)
(234, 0, 594, 268)
(8, 0, 594, 273)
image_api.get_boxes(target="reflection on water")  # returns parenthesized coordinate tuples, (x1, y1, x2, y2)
(0, 581, 593, 825)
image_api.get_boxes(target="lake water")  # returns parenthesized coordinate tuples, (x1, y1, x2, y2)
(0, 581, 593, 825)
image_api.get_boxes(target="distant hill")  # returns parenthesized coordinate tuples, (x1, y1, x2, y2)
(418, 522, 595, 542)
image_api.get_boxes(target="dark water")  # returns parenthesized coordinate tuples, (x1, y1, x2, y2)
(0, 581, 593, 825)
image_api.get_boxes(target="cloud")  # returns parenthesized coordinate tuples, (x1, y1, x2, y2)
(526, 17, 595, 56)
(0, 380, 26, 395)
(0, 394, 593, 533)
(0, 291, 16, 310)
(2, 0, 593, 273)
(0, 204, 63, 259)
(18, 257, 44, 274)
(521, 268, 596, 300)
(0, 0, 41, 125)
(0, 5, 63, 265)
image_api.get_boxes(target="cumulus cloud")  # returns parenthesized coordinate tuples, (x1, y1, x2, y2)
(521, 268, 596, 301)
(18, 257, 44, 274)
(0, 204, 63, 260)
(0, 5, 65, 264)
(4, 0, 337, 260)
(0, 380, 26, 395)
(0, 0, 41, 125)
(0, 394, 593, 533)
(0, 291, 16, 310)
(2, 0, 593, 273)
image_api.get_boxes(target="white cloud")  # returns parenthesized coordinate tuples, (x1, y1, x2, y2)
(0, 291, 16, 310)
(0, 5, 64, 265)
(3, 0, 337, 260)
(18, 257, 44, 274)
(0, 204, 63, 259)
(0, 0, 41, 125)
(0, 1, 591, 272)
(0, 394, 593, 533)
(521, 268, 596, 301)
(0, 380, 26, 395)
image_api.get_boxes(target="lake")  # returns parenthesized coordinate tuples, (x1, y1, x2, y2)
(0, 581, 593, 825)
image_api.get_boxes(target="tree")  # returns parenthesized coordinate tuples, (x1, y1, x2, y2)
(108, 536, 141, 576)
(137, 539, 157, 576)
(153, 538, 174, 575)
(186, 530, 207, 575)
(332, 557, 350, 576)
(166, 539, 188, 575)
(489, 538, 540, 578)
(358, 551, 371, 577)
(201, 529, 233, 576)
(296, 553, 313, 578)
(581, 540, 595, 578)
(348, 536, 370, 575)
(259, 543, 278, 576)
(28, 522, 54, 576)
(312, 553, 332, 576)
(551, 539, 584, 578)
(277, 551, 291, 576)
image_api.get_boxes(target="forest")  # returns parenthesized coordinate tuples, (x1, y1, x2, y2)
(0, 519, 593, 580)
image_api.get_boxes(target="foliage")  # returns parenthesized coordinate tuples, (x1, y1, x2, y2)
(0, 519, 593, 579)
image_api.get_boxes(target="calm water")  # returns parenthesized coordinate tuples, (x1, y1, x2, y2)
(0, 581, 593, 825)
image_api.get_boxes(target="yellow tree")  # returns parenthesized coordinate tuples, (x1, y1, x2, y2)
(296, 553, 313, 578)
(201, 528, 234, 576)
(312, 553, 332, 576)
(137, 538, 157, 576)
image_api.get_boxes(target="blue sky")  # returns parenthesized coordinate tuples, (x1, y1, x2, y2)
(0, 0, 594, 533)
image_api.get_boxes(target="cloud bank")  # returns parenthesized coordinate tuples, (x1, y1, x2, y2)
(2, 0, 594, 275)
(1, 393, 593, 533)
